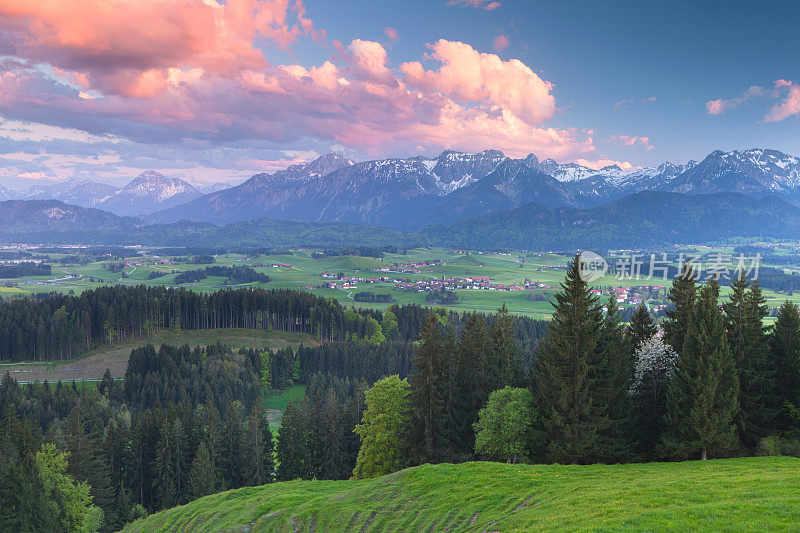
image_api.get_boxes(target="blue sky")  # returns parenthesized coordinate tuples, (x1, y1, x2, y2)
(0, 0, 798, 188)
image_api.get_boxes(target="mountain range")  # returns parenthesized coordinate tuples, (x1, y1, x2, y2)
(146, 147, 800, 229)
(1, 171, 202, 216)
(2, 189, 799, 251)
(3, 147, 800, 237)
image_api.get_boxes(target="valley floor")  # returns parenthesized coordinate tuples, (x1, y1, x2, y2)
(123, 456, 800, 532)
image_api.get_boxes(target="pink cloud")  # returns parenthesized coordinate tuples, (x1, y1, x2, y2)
(400, 39, 555, 124)
(765, 81, 800, 122)
(705, 85, 764, 115)
(445, 0, 501, 9)
(383, 27, 399, 42)
(0, 0, 320, 97)
(609, 134, 653, 151)
(0, 5, 604, 165)
(493, 34, 510, 52)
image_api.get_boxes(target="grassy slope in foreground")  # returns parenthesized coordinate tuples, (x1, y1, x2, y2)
(124, 456, 800, 532)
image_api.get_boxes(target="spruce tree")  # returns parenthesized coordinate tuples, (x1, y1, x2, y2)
(594, 296, 634, 461)
(663, 279, 739, 460)
(769, 300, 800, 432)
(189, 441, 218, 500)
(243, 404, 274, 485)
(627, 303, 657, 351)
(723, 273, 774, 449)
(488, 304, 519, 389)
(663, 262, 696, 355)
(439, 329, 466, 459)
(534, 256, 605, 464)
(456, 312, 490, 449)
(404, 313, 445, 465)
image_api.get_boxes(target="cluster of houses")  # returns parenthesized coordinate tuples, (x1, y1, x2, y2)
(376, 260, 444, 275)
(591, 285, 668, 312)
(394, 276, 551, 293)
(319, 272, 398, 290)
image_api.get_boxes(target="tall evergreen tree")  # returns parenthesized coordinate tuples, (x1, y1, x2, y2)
(663, 262, 697, 355)
(243, 404, 274, 486)
(663, 279, 740, 460)
(723, 274, 775, 449)
(188, 442, 218, 500)
(488, 304, 519, 389)
(455, 312, 490, 450)
(534, 256, 605, 464)
(627, 303, 657, 351)
(404, 314, 445, 465)
(769, 300, 800, 432)
(594, 296, 635, 461)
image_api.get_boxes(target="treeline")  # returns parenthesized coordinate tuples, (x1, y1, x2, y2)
(0, 262, 51, 278)
(0, 285, 547, 364)
(0, 343, 274, 531)
(0, 286, 359, 362)
(311, 245, 397, 259)
(353, 291, 394, 303)
(173, 265, 271, 285)
(274, 305, 531, 478)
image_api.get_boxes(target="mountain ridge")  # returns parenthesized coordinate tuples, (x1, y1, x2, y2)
(147, 147, 800, 229)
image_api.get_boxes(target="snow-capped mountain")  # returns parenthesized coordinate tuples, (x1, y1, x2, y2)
(667, 149, 800, 197)
(96, 171, 202, 216)
(25, 179, 120, 208)
(145, 147, 800, 230)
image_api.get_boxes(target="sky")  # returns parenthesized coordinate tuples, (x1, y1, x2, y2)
(0, 0, 798, 189)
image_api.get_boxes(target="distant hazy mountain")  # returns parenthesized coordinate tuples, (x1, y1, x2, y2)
(26, 179, 119, 208)
(0, 184, 19, 202)
(97, 171, 202, 216)
(0, 200, 138, 234)
(2, 190, 798, 251)
(420, 191, 800, 250)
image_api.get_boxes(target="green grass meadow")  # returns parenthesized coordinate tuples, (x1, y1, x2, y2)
(123, 456, 800, 532)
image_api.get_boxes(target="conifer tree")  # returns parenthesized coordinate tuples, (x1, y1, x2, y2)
(275, 402, 308, 481)
(627, 303, 657, 351)
(404, 314, 445, 464)
(723, 273, 774, 449)
(218, 405, 245, 489)
(663, 262, 697, 355)
(488, 304, 519, 389)
(188, 442, 218, 500)
(243, 404, 274, 485)
(769, 300, 800, 432)
(534, 255, 605, 464)
(594, 296, 635, 461)
(456, 312, 490, 449)
(439, 329, 465, 459)
(663, 279, 739, 460)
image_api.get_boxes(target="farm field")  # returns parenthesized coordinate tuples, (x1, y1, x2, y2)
(123, 456, 800, 532)
(0, 328, 316, 383)
(1, 243, 800, 321)
(263, 385, 307, 430)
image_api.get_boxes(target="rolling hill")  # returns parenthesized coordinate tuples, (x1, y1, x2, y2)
(123, 456, 800, 532)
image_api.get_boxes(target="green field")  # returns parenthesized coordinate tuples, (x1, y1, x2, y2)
(0, 329, 316, 383)
(4, 244, 800, 321)
(123, 456, 800, 532)
(263, 385, 307, 430)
